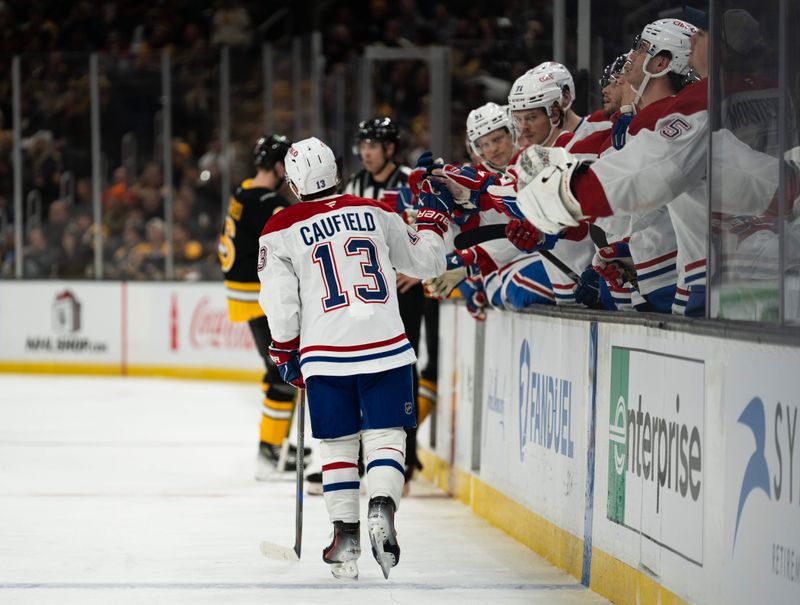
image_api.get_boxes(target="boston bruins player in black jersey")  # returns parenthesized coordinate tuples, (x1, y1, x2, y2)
(218, 134, 308, 477)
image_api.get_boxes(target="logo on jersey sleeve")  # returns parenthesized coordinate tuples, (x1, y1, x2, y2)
(257, 245, 268, 271)
(659, 117, 692, 139)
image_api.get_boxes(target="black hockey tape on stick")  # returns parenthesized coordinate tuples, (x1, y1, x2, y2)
(453, 224, 507, 249)
(453, 224, 580, 283)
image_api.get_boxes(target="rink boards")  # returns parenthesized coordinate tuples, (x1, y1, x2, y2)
(0, 281, 263, 380)
(424, 303, 800, 605)
(1, 282, 799, 604)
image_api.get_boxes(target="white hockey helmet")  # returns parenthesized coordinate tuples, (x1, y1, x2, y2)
(637, 18, 697, 76)
(466, 102, 511, 156)
(508, 71, 564, 116)
(529, 61, 576, 110)
(284, 137, 339, 197)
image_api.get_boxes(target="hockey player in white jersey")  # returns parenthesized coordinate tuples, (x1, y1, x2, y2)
(258, 137, 452, 580)
(503, 73, 596, 305)
(461, 102, 555, 310)
(529, 61, 612, 146)
(426, 102, 555, 314)
(515, 13, 715, 316)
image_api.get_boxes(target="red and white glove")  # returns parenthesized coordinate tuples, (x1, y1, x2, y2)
(505, 218, 543, 252)
(592, 242, 634, 288)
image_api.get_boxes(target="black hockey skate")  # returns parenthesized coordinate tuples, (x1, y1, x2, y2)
(322, 521, 361, 580)
(256, 442, 311, 479)
(367, 496, 400, 579)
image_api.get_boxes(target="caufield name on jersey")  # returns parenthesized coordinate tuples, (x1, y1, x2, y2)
(299, 211, 377, 246)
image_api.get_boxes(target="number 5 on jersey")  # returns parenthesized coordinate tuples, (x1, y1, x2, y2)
(312, 237, 389, 312)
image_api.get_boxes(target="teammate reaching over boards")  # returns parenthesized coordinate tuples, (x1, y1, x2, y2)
(257, 137, 452, 580)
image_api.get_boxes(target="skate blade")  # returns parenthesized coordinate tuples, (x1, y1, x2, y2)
(329, 560, 359, 581)
(368, 524, 396, 579)
(375, 551, 395, 579)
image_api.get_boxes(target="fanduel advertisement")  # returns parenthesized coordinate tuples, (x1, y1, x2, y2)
(725, 352, 800, 605)
(518, 338, 575, 462)
(498, 315, 588, 537)
(607, 346, 705, 567)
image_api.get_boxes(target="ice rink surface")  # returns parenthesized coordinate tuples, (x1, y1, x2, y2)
(0, 375, 609, 605)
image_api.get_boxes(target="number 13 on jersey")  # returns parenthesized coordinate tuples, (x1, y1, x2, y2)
(311, 237, 389, 312)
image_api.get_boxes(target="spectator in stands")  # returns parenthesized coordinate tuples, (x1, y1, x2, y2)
(57, 224, 90, 279)
(107, 218, 144, 280)
(23, 225, 56, 278)
(173, 222, 204, 280)
(132, 217, 168, 280)
(44, 199, 70, 246)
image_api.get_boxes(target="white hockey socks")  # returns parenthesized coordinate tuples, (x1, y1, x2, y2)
(320, 433, 361, 524)
(362, 428, 406, 510)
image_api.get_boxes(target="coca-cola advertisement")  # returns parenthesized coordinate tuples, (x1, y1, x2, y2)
(126, 283, 262, 371)
(181, 294, 255, 351)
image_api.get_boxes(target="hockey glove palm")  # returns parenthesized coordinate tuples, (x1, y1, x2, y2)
(423, 267, 467, 299)
(516, 155, 586, 235)
(269, 338, 305, 389)
(437, 164, 496, 208)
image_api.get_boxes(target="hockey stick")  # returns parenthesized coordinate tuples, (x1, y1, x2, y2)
(453, 224, 580, 283)
(260, 389, 305, 561)
(453, 223, 506, 249)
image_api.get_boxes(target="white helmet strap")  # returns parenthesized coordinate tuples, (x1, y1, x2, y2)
(631, 53, 671, 107)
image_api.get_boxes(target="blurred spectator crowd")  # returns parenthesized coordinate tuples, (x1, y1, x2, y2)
(0, 0, 574, 280)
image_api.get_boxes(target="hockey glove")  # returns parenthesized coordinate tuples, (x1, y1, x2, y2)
(416, 179, 453, 236)
(457, 276, 487, 321)
(516, 154, 587, 234)
(423, 266, 467, 299)
(438, 164, 497, 208)
(408, 150, 445, 196)
(514, 145, 574, 190)
(504, 218, 544, 252)
(592, 242, 635, 289)
(575, 265, 602, 308)
(268, 338, 305, 389)
(444, 248, 478, 270)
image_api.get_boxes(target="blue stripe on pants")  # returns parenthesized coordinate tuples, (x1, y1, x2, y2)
(322, 481, 360, 493)
(366, 459, 405, 474)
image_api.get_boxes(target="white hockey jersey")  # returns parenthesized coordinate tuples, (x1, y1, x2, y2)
(258, 194, 446, 378)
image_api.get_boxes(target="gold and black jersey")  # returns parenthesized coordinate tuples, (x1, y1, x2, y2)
(219, 179, 288, 322)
